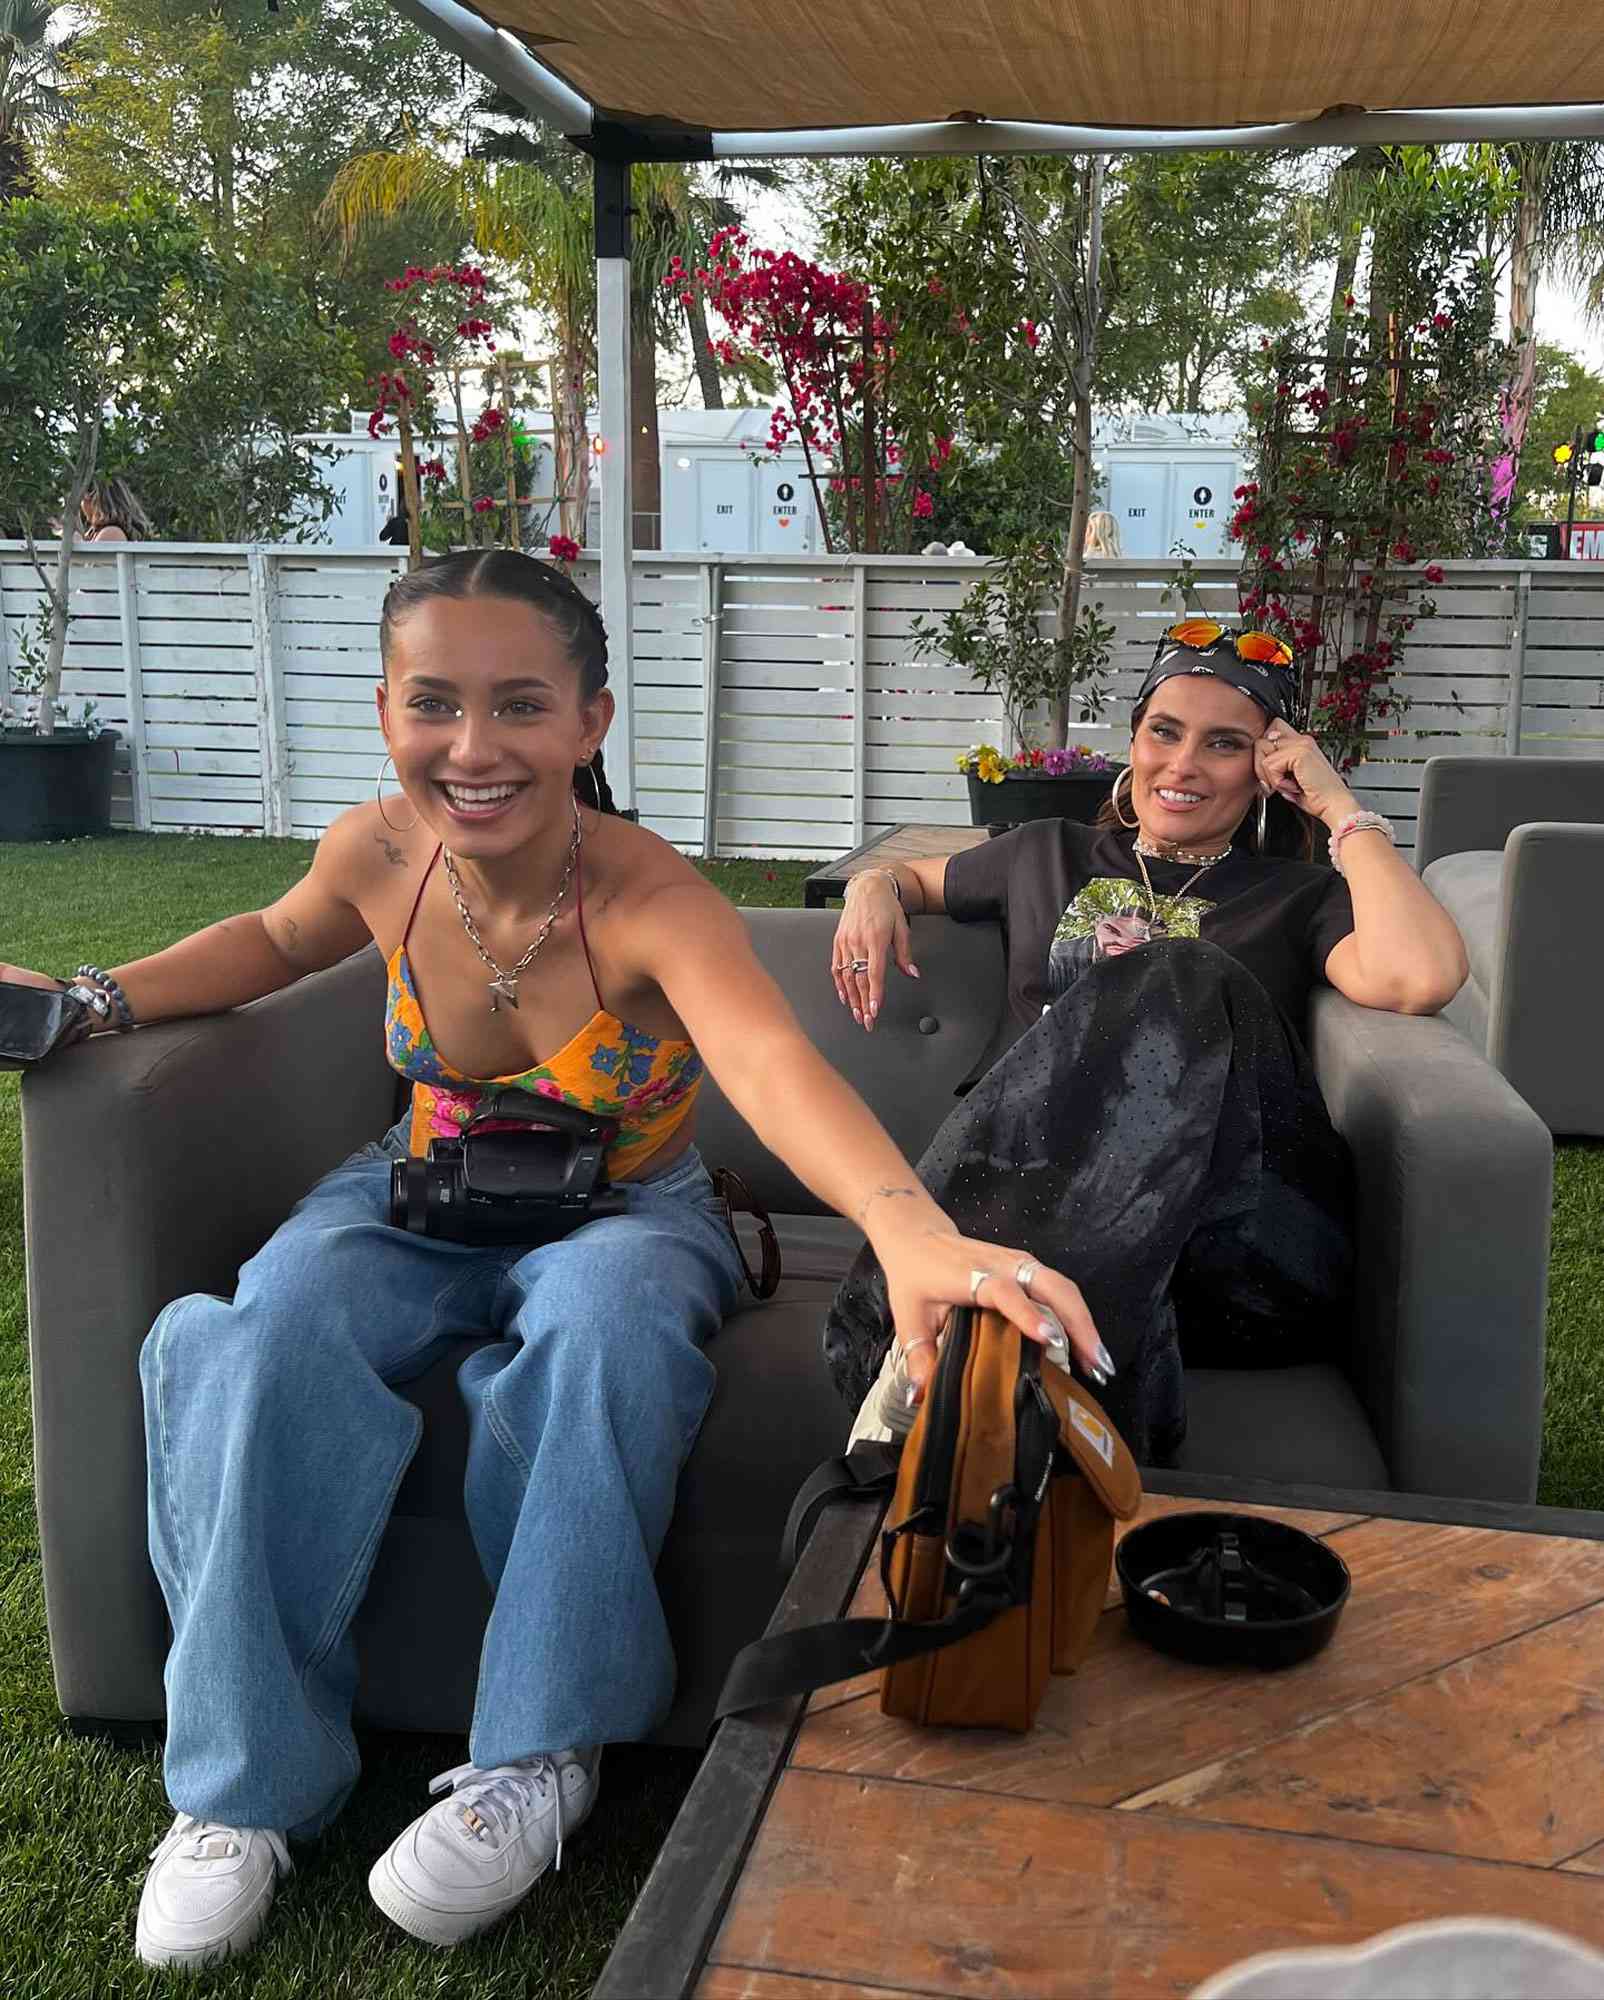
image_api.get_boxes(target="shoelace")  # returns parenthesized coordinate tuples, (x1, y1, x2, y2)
(151, 1815, 292, 1877)
(428, 1757, 575, 1872)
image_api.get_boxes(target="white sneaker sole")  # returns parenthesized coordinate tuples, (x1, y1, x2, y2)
(367, 1847, 547, 1948)
(135, 1874, 277, 1971)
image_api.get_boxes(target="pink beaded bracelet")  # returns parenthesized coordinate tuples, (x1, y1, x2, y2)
(1328, 810, 1395, 876)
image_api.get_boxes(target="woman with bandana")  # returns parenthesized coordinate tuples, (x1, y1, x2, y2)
(827, 621, 1468, 1463)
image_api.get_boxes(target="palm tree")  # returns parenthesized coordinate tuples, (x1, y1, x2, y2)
(0, 0, 73, 201)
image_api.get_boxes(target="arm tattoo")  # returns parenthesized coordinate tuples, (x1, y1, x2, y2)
(374, 831, 407, 868)
(856, 1183, 920, 1228)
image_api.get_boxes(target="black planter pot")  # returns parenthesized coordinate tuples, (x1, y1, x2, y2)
(966, 766, 1121, 830)
(0, 730, 121, 842)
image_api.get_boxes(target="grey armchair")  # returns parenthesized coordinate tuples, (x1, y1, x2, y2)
(1415, 754, 1604, 1137)
(23, 909, 1552, 1748)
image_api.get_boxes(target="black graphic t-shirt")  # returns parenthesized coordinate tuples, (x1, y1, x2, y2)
(944, 819, 1355, 1071)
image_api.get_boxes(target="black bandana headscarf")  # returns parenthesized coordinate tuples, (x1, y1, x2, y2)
(1136, 632, 1299, 727)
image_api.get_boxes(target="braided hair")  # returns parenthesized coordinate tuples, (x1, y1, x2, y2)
(379, 550, 618, 813)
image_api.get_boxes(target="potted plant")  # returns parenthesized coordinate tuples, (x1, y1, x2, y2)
(0, 606, 118, 842)
(956, 741, 1118, 828)
(908, 539, 1121, 826)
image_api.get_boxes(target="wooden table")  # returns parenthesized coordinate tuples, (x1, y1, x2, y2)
(598, 1472, 1604, 1999)
(801, 823, 992, 907)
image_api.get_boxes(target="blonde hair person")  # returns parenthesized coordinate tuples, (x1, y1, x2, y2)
(1084, 510, 1121, 559)
(79, 478, 153, 544)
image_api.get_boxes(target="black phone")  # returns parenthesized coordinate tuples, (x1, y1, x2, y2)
(0, 981, 88, 1070)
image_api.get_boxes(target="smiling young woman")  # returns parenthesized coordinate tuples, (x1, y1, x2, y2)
(0, 549, 1112, 1973)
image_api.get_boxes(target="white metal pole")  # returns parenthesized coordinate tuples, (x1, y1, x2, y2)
(595, 156, 635, 812)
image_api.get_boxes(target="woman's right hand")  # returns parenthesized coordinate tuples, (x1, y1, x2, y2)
(830, 873, 918, 1032)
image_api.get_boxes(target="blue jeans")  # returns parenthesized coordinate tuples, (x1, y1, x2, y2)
(139, 1122, 743, 1838)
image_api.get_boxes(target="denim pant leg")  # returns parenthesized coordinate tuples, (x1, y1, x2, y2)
(458, 1149, 744, 1765)
(140, 1125, 505, 1838)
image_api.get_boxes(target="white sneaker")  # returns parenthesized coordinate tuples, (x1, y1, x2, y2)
(135, 1813, 292, 1971)
(368, 1750, 599, 1947)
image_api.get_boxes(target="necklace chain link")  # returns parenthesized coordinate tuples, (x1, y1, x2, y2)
(442, 804, 581, 1013)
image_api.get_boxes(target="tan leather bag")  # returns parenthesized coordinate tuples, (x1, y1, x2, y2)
(717, 1306, 1142, 1734)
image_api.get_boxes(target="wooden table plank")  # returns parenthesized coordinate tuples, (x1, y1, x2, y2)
(704, 1768, 1604, 2000)
(698, 1973, 917, 2000)
(791, 1520, 1604, 1809)
(1117, 1597, 1604, 1865)
(1562, 1841, 1604, 1875)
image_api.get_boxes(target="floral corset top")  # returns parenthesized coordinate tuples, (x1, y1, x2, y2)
(384, 845, 704, 1179)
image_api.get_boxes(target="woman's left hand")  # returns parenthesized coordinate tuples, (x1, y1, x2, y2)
(1254, 723, 1357, 827)
(874, 1216, 1112, 1401)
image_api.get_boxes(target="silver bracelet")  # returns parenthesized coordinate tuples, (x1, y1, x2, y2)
(848, 867, 903, 906)
(74, 964, 135, 1028)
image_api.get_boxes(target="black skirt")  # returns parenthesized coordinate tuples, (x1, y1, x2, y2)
(823, 939, 1355, 1464)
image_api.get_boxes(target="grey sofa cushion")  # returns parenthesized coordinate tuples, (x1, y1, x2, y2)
(1177, 1366, 1389, 1489)
(1422, 850, 1502, 1001)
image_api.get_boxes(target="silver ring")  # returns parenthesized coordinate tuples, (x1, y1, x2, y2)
(969, 1268, 989, 1303)
(848, 958, 870, 973)
(1015, 1260, 1038, 1293)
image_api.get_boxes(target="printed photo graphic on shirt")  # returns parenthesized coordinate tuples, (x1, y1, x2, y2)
(1049, 877, 1216, 997)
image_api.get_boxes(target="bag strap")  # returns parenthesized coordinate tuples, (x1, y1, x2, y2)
(779, 1442, 899, 1578)
(710, 1165, 782, 1299)
(716, 1545, 1013, 1721)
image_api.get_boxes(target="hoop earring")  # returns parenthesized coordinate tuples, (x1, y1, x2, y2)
(1111, 763, 1139, 830)
(576, 757, 602, 813)
(1256, 792, 1269, 851)
(375, 753, 418, 833)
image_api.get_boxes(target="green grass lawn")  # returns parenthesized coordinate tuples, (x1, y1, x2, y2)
(2, 831, 1602, 1995)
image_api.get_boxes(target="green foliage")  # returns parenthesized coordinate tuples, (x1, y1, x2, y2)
(0, 190, 207, 533)
(115, 262, 355, 541)
(41, 0, 467, 392)
(1513, 344, 1604, 522)
(1098, 152, 1306, 411)
(908, 541, 1115, 752)
(1235, 148, 1513, 770)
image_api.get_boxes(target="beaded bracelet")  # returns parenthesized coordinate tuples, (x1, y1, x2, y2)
(1328, 811, 1395, 877)
(74, 964, 135, 1029)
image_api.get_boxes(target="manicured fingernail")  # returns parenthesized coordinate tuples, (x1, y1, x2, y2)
(1095, 1340, 1117, 1376)
(851, 1007, 862, 1024)
(903, 1383, 920, 1410)
(908, 965, 921, 978)
(1089, 1365, 1110, 1387)
(1039, 1316, 1066, 1349)
(868, 1001, 878, 1018)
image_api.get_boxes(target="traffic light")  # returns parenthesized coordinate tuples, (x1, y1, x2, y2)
(1555, 441, 1574, 465)
(1590, 427, 1604, 453)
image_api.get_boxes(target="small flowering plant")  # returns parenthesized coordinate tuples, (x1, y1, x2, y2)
(958, 743, 1115, 783)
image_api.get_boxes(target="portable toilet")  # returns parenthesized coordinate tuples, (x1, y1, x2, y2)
(1096, 415, 1245, 560)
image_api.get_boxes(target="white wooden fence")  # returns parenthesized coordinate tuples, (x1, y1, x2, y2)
(4, 546, 1602, 859)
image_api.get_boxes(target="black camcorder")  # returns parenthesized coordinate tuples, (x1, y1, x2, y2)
(389, 1087, 628, 1247)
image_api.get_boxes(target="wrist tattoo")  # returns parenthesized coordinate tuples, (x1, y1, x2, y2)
(857, 1183, 919, 1227)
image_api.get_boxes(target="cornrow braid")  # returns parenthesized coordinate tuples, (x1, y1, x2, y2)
(379, 549, 608, 699)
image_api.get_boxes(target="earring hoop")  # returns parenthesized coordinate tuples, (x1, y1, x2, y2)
(1256, 792, 1269, 851)
(375, 753, 419, 833)
(1111, 763, 1139, 830)
(576, 756, 602, 814)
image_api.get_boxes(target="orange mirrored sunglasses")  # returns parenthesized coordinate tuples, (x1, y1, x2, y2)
(1164, 618, 1293, 669)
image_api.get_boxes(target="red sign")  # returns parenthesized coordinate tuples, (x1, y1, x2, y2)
(1558, 522, 1604, 560)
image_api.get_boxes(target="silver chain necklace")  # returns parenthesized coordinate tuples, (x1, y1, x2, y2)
(442, 803, 581, 1013)
(1129, 842, 1223, 943)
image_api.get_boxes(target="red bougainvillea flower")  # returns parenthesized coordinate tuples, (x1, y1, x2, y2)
(1390, 539, 1415, 563)
(472, 496, 496, 514)
(1423, 563, 1445, 584)
(547, 534, 582, 564)
(911, 490, 934, 519)
(1019, 318, 1040, 350)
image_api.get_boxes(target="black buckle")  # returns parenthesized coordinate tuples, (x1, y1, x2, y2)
(945, 1482, 1018, 1583)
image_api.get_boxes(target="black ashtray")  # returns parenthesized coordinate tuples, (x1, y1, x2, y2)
(1116, 1511, 1351, 1670)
